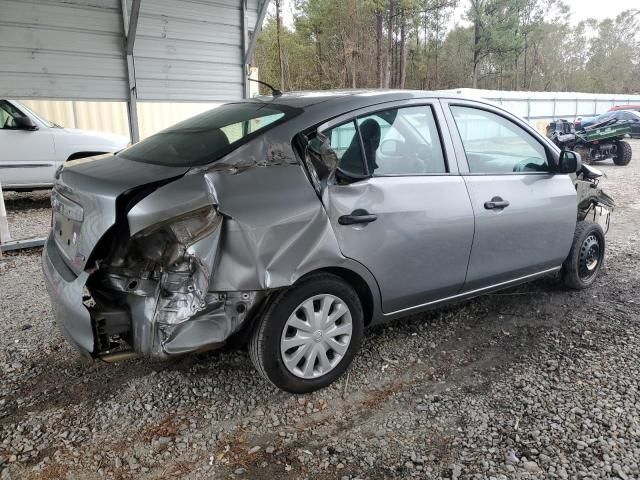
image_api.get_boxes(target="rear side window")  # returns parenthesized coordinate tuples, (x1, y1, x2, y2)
(357, 106, 446, 175)
(118, 103, 295, 166)
(325, 121, 367, 176)
(450, 106, 548, 174)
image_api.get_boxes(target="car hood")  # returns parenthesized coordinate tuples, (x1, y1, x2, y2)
(53, 155, 189, 274)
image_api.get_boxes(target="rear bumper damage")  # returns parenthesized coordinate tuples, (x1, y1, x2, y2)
(42, 237, 95, 357)
(43, 225, 266, 360)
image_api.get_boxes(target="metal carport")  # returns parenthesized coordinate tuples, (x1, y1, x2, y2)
(0, 0, 269, 251)
(0, 0, 270, 142)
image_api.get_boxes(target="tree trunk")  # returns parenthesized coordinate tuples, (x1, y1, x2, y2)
(352, 48, 357, 88)
(523, 34, 528, 90)
(275, 0, 285, 91)
(434, 10, 440, 88)
(470, 0, 482, 89)
(399, 11, 406, 88)
(314, 28, 323, 82)
(393, 12, 399, 87)
(385, 0, 394, 88)
(376, 10, 384, 87)
(472, 16, 480, 88)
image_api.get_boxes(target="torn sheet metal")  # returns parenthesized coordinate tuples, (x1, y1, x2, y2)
(52, 112, 381, 360)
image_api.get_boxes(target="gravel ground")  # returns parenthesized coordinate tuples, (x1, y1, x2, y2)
(1, 190, 51, 241)
(1, 142, 639, 480)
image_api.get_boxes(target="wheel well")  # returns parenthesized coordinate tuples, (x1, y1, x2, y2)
(66, 151, 107, 161)
(230, 267, 376, 347)
(318, 267, 375, 326)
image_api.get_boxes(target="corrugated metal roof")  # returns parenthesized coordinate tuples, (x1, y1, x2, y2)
(0, 0, 128, 100)
(133, 0, 258, 101)
(0, 0, 265, 102)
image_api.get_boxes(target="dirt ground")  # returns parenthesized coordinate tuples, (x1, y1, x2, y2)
(1, 142, 639, 479)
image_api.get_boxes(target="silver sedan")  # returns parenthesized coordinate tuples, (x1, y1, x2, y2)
(43, 90, 613, 392)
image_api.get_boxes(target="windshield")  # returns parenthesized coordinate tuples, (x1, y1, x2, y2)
(117, 102, 296, 166)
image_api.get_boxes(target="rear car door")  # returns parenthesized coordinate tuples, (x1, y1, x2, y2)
(0, 100, 56, 188)
(320, 101, 475, 314)
(441, 99, 576, 291)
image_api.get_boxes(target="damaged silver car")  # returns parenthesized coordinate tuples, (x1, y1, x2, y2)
(43, 91, 613, 393)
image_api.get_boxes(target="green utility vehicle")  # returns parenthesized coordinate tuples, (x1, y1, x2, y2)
(547, 118, 632, 166)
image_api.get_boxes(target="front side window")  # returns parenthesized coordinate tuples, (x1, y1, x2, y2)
(357, 106, 446, 175)
(450, 106, 548, 174)
(0, 100, 27, 129)
(118, 103, 294, 166)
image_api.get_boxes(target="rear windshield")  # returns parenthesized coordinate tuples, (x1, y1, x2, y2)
(118, 102, 296, 166)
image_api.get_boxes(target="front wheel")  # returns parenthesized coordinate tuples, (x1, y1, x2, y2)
(249, 273, 363, 393)
(562, 221, 606, 289)
(613, 140, 632, 166)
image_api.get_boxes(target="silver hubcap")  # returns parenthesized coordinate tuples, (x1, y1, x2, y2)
(280, 294, 353, 379)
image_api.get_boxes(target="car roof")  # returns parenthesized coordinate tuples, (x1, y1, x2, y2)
(246, 89, 465, 110)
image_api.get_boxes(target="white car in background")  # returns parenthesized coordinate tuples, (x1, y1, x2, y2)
(0, 99, 129, 190)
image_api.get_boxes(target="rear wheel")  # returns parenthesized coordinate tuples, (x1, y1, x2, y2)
(613, 140, 632, 166)
(249, 273, 363, 393)
(562, 221, 606, 289)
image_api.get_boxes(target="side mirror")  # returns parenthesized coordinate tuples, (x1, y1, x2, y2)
(379, 138, 403, 156)
(558, 150, 582, 174)
(12, 116, 38, 131)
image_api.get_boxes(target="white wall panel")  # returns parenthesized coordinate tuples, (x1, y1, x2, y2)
(445, 88, 640, 133)
(555, 100, 578, 117)
(20, 99, 223, 140)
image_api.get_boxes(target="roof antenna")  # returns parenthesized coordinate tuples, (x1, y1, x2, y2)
(248, 78, 282, 97)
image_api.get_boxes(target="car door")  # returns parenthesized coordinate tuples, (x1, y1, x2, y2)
(441, 99, 576, 291)
(618, 111, 640, 137)
(0, 100, 56, 188)
(320, 101, 475, 314)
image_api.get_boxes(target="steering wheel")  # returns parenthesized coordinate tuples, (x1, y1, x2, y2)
(513, 158, 544, 172)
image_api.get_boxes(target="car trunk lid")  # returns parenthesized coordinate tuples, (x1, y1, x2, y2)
(51, 154, 189, 275)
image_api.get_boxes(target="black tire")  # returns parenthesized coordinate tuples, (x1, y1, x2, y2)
(613, 140, 632, 166)
(562, 221, 606, 289)
(249, 273, 363, 394)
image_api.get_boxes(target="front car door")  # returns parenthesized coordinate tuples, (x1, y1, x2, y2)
(617, 111, 640, 137)
(441, 99, 576, 291)
(317, 100, 475, 314)
(0, 100, 56, 188)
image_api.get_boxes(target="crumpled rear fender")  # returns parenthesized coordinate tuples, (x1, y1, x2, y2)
(127, 146, 382, 303)
(121, 133, 385, 349)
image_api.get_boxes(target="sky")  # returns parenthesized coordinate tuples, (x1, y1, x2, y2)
(451, 0, 638, 26)
(565, 0, 638, 23)
(279, 0, 638, 30)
